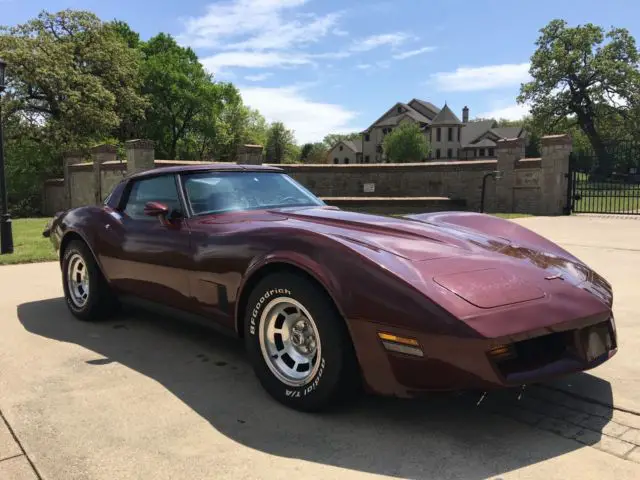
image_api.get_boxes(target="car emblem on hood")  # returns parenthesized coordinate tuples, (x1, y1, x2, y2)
(545, 273, 564, 280)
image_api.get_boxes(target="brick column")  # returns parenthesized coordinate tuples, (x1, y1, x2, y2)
(495, 137, 525, 213)
(63, 150, 86, 209)
(125, 139, 155, 174)
(90, 144, 117, 204)
(541, 134, 572, 215)
(238, 144, 263, 165)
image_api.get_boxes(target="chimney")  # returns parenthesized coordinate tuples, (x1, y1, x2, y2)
(462, 106, 469, 123)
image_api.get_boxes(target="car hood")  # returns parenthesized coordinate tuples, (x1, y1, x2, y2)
(282, 207, 507, 261)
(278, 207, 612, 308)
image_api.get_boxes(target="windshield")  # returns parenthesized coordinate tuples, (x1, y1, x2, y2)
(182, 171, 324, 216)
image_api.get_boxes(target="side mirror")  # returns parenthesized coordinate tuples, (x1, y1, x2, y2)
(144, 201, 170, 217)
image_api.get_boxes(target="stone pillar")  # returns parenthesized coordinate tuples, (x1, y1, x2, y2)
(495, 137, 525, 213)
(63, 150, 86, 209)
(90, 144, 117, 204)
(541, 134, 572, 215)
(126, 139, 155, 175)
(238, 144, 263, 165)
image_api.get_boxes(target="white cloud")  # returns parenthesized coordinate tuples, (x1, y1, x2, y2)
(227, 13, 340, 50)
(239, 85, 361, 143)
(201, 51, 312, 71)
(178, 0, 340, 51)
(431, 63, 531, 91)
(393, 46, 436, 60)
(244, 72, 274, 81)
(477, 103, 530, 120)
(356, 64, 372, 70)
(349, 32, 412, 52)
(332, 28, 349, 36)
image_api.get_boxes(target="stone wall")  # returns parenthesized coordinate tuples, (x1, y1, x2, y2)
(42, 135, 572, 216)
(277, 160, 499, 212)
(41, 179, 66, 216)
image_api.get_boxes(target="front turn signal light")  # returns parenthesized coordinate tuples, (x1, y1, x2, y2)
(487, 344, 516, 360)
(378, 332, 424, 357)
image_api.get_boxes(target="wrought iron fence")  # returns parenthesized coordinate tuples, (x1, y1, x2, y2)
(568, 141, 640, 215)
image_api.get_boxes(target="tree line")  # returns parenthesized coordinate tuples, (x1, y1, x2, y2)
(2, 12, 640, 214)
(0, 10, 307, 215)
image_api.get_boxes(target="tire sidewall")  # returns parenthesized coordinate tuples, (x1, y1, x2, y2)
(244, 274, 347, 410)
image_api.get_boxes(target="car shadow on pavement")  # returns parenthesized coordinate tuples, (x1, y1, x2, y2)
(17, 298, 614, 480)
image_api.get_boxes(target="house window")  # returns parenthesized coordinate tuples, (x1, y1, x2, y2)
(397, 106, 402, 113)
(436, 128, 441, 142)
(448, 128, 453, 141)
(447, 148, 452, 159)
(479, 148, 485, 157)
(339, 145, 343, 151)
(334, 158, 339, 164)
(364, 155, 370, 163)
(436, 149, 441, 159)
(365, 134, 370, 142)
(488, 148, 495, 157)
(344, 158, 349, 164)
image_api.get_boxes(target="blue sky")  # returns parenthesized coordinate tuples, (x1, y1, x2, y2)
(4, 0, 640, 143)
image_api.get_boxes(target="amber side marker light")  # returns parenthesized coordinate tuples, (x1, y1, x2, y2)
(378, 332, 424, 357)
(487, 344, 516, 360)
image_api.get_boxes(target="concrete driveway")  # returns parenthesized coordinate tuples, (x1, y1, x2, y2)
(1, 215, 640, 479)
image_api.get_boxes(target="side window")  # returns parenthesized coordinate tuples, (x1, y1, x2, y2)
(123, 175, 181, 220)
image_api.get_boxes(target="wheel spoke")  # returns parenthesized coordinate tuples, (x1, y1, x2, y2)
(259, 297, 322, 387)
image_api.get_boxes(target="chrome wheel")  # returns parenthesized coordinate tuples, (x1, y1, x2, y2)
(259, 297, 322, 387)
(67, 253, 89, 308)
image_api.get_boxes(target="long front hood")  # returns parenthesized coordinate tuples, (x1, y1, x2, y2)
(280, 207, 613, 312)
(282, 207, 507, 261)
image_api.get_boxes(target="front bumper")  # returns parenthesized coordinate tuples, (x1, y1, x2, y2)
(349, 314, 617, 398)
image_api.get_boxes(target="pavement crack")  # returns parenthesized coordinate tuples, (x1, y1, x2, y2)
(0, 453, 25, 463)
(0, 408, 43, 480)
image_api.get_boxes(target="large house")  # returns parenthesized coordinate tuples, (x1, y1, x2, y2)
(330, 99, 526, 164)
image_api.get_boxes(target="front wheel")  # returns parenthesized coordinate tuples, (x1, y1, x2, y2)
(244, 272, 360, 411)
(62, 240, 117, 321)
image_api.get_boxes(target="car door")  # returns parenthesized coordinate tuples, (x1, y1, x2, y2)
(98, 173, 193, 310)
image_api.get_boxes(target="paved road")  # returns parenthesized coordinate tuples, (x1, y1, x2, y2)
(1, 215, 640, 479)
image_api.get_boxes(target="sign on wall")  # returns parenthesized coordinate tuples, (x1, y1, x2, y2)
(515, 169, 541, 188)
(363, 183, 375, 193)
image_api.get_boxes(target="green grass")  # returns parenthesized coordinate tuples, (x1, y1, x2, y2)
(0, 218, 58, 266)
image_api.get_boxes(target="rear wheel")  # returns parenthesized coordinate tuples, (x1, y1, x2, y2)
(244, 272, 360, 411)
(62, 240, 117, 321)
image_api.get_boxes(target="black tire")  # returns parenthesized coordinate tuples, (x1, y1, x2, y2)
(61, 240, 117, 321)
(244, 272, 360, 412)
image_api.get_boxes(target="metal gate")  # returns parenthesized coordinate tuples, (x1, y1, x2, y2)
(567, 142, 640, 215)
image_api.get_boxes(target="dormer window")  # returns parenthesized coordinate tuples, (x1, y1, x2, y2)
(339, 145, 343, 151)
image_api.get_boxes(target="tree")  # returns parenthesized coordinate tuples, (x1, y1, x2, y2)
(265, 122, 297, 163)
(382, 122, 430, 163)
(518, 19, 640, 171)
(322, 132, 361, 149)
(139, 33, 222, 159)
(300, 142, 328, 163)
(0, 10, 145, 151)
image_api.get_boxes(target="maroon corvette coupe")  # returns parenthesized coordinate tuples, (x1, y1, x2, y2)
(44, 164, 617, 411)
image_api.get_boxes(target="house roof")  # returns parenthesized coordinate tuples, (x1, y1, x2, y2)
(491, 126, 524, 139)
(460, 120, 495, 147)
(365, 102, 432, 131)
(408, 99, 441, 119)
(469, 138, 497, 148)
(342, 140, 362, 153)
(431, 103, 461, 125)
